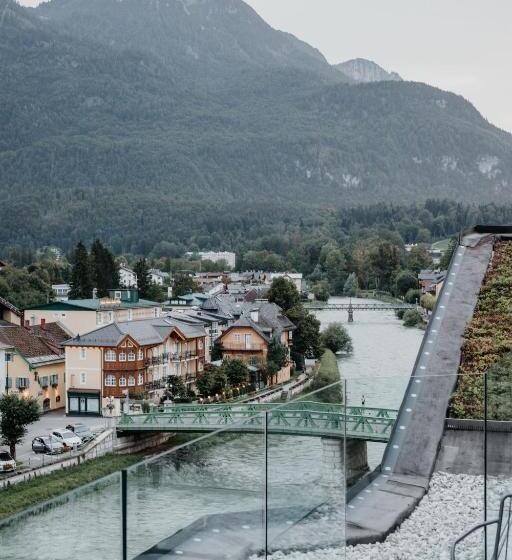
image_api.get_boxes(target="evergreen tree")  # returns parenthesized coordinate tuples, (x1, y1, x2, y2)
(90, 239, 119, 297)
(69, 241, 93, 299)
(134, 258, 151, 298)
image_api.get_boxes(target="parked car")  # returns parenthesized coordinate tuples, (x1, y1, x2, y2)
(32, 436, 65, 455)
(51, 429, 82, 450)
(65, 423, 95, 443)
(0, 450, 16, 473)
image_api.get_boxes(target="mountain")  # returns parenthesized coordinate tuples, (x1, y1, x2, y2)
(336, 58, 402, 83)
(0, 0, 512, 255)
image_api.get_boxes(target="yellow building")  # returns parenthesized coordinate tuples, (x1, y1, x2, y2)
(24, 289, 163, 336)
(0, 322, 69, 412)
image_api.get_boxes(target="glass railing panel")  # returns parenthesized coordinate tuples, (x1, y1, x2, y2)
(264, 379, 346, 557)
(125, 411, 266, 560)
(0, 469, 122, 560)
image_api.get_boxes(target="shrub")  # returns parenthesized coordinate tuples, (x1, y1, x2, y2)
(403, 309, 423, 327)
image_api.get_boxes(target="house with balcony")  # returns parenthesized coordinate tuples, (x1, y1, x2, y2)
(24, 289, 162, 336)
(63, 316, 206, 415)
(0, 322, 69, 412)
(418, 269, 446, 296)
(217, 302, 295, 386)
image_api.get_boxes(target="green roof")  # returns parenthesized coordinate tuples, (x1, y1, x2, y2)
(24, 298, 161, 312)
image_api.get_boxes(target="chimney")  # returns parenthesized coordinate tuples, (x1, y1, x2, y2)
(250, 309, 259, 323)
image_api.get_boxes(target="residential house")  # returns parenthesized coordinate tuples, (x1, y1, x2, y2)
(24, 289, 162, 336)
(418, 269, 446, 297)
(0, 296, 21, 326)
(52, 283, 71, 301)
(264, 272, 304, 293)
(149, 269, 169, 286)
(193, 272, 226, 291)
(0, 322, 69, 412)
(186, 251, 236, 269)
(217, 302, 295, 386)
(119, 265, 137, 288)
(63, 317, 206, 415)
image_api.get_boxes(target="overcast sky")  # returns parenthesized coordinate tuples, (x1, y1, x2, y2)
(20, 0, 512, 132)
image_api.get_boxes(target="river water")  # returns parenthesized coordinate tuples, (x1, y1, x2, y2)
(0, 297, 423, 560)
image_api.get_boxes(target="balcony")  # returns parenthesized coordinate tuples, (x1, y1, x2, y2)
(222, 343, 266, 351)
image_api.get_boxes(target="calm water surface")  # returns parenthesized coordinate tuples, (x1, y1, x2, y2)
(0, 297, 422, 559)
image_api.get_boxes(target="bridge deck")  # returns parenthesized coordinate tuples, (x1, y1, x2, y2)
(306, 303, 417, 311)
(117, 401, 397, 442)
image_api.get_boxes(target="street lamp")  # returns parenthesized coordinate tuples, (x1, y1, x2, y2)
(5, 352, 12, 395)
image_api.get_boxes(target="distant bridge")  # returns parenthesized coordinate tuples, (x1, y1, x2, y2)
(306, 302, 418, 321)
(117, 401, 397, 442)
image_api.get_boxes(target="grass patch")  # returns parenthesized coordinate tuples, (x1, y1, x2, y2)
(0, 453, 143, 520)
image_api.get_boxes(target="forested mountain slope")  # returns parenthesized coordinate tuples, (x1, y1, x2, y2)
(0, 0, 511, 254)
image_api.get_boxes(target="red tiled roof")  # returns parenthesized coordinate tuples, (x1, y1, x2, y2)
(0, 323, 66, 359)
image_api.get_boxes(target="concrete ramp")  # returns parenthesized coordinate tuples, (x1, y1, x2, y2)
(346, 230, 494, 544)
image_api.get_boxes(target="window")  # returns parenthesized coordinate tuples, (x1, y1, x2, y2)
(138, 373, 144, 385)
(16, 377, 29, 389)
(97, 313, 103, 325)
(4, 352, 13, 363)
(138, 349, 144, 360)
(69, 397, 79, 412)
(119, 376, 127, 387)
(105, 374, 116, 387)
(80, 348, 87, 360)
(128, 309, 133, 321)
(154, 308, 159, 318)
(114, 291, 122, 300)
(105, 350, 116, 362)
(50, 374, 59, 386)
(128, 351, 136, 361)
(119, 351, 127, 362)
(108, 311, 113, 323)
(234, 334, 241, 343)
(39, 376, 49, 388)
(128, 376, 135, 386)
(80, 372, 87, 385)
(198, 339, 203, 350)
(289, 331, 293, 340)
(127, 340, 133, 347)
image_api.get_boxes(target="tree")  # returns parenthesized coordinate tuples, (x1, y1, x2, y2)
(320, 323, 353, 354)
(286, 305, 321, 369)
(395, 270, 418, 297)
(407, 245, 433, 275)
(312, 281, 330, 302)
(267, 335, 289, 381)
(0, 266, 53, 308)
(0, 394, 40, 459)
(405, 288, 421, 304)
(403, 309, 423, 327)
(267, 277, 300, 312)
(90, 239, 119, 297)
(69, 241, 93, 299)
(173, 273, 200, 297)
(369, 241, 401, 291)
(420, 293, 436, 311)
(134, 258, 151, 298)
(166, 375, 187, 400)
(222, 359, 249, 386)
(211, 340, 223, 361)
(343, 273, 359, 297)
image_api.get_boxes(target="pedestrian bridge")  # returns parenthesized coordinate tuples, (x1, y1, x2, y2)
(117, 401, 398, 442)
(306, 303, 416, 311)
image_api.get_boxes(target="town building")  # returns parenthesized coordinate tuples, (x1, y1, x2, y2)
(24, 289, 162, 336)
(0, 296, 21, 326)
(0, 322, 69, 412)
(52, 283, 71, 301)
(63, 316, 206, 415)
(418, 269, 446, 297)
(149, 269, 169, 286)
(119, 265, 137, 288)
(193, 272, 226, 291)
(186, 251, 236, 269)
(217, 302, 295, 386)
(264, 272, 304, 293)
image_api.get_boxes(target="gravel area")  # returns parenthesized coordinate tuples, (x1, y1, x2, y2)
(264, 472, 512, 560)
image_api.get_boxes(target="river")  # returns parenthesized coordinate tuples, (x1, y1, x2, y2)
(0, 297, 423, 560)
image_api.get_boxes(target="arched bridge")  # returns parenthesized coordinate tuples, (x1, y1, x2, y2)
(117, 401, 398, 442)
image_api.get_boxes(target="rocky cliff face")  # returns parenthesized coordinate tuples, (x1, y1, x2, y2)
(336, 58, 402, 83)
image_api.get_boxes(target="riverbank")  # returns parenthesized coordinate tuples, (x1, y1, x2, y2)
(0, 453, 142, 520)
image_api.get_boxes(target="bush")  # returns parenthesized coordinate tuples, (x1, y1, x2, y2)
(405, 288, 421, 304)
(420, 293, 436, 311)
(403, 309, 423, 327)
(320, 323, 353, 354)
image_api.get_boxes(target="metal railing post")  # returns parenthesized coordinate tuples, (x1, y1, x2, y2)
(121, 469, 128, 560)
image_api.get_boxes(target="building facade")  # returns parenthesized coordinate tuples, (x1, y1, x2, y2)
(24, 289, 162, 336)
(0, 322, 69, 412)
(63, 317, 206, 415)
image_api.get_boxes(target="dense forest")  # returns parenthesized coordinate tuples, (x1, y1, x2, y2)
(1, 0, 512, 255)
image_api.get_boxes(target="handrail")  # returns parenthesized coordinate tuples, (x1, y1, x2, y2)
(451, 493, 512, 559)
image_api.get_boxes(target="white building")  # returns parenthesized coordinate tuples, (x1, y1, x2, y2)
(52, 284, 70, 301)
(149, 269, 169, 286)
(186, 251, 236, 270)
(120, 265, 137, 288)
(267, 272, 304, 293)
